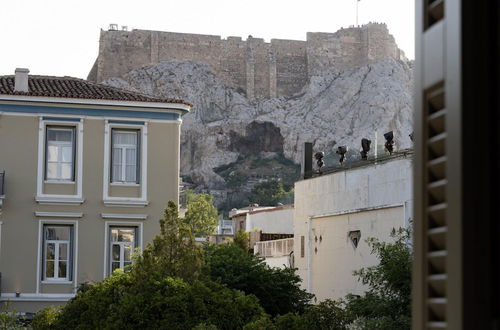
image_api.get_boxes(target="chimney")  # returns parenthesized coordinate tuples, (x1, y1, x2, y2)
(14, 68, 29, 93)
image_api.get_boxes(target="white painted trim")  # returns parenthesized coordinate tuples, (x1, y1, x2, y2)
(44, 180, 75, 185)
(35, 212, 83, 218)
(103, 221, 143, 278)
(103, 121, 148, 203)
(35, 196, 84, 205)
(36, 117, 44, 198)
(0, 293, 75, 302)
(0, 111, 183, 124)
(110, 182, 140, 187)
(0, 94, 191, 112)
(101, 213, 148, 220)
(36, 119, 84, 203)
(41, 280, 73, 284)
(36, 219, 79, 294)
(309, 203, 404, 220)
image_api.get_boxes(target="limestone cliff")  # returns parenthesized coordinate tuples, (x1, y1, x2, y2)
(104, 58, 413, 197)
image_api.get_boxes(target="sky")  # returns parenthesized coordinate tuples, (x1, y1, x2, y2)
(0, 0, 414, 79)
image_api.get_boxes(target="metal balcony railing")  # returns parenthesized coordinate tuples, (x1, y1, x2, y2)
(254, 238, 294, 258)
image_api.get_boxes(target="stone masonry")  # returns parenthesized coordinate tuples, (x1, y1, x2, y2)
(88, 23, 406, 100)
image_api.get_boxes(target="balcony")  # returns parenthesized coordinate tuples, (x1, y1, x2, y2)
(0, 171, 4, 209)
(217, 219, 234, 235)
(254, 238, 294, 258)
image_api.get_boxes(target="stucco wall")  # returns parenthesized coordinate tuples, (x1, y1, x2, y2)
(0, 104, 181, 312)
(293, 157, 412, 301)
(245, 207, 294, 234)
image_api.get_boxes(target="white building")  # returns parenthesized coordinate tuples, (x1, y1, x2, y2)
(294, 152, 412, 301)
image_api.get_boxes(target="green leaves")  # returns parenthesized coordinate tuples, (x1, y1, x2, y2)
(184, 191, 219, 237)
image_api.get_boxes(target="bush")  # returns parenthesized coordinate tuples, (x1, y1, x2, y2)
(204, 244, 312, 317)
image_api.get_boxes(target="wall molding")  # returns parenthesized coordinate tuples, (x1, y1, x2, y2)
(35, 212, 83, 218)
(101, 213, 148, 220)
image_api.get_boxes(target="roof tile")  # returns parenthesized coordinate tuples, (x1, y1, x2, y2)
(0, 75, 192, 106)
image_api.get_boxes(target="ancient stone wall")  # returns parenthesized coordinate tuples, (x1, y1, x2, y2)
(90, 23, 405, 99)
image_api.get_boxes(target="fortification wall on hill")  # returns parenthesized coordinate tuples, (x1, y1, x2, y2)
(88, 23, 406, 99)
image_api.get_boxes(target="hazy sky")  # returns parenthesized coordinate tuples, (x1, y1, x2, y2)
(0, 0, 414, 79)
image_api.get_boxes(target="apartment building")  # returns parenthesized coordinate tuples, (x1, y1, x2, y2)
(0, 68, 190, 312)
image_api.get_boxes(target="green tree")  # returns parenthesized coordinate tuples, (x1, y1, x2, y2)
(33, 202, 266, 330)
(343, 227, 412, 329)
(233, 229, 249, 252)
(132, 200, 204, 283)
(184, 190, 219, 237)
(250, 180, 288, 206)
(204, 243, 313, 317)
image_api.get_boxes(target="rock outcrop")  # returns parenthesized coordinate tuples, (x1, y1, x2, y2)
(104, 59, 413, 190)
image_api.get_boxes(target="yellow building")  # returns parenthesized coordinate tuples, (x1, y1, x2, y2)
(0, 68, 190, 312)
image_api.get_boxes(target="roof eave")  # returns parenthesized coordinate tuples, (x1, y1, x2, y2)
(0, 94, 191, 114)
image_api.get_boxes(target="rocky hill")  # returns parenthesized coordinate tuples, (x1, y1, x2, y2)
(104, 58, 413, 208)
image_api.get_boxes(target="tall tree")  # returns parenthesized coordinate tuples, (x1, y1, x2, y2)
(132, 200, 204, 283)
(184, 190, 219, 237)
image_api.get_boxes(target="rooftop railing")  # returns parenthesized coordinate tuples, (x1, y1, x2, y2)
(254, 238, 294, 258)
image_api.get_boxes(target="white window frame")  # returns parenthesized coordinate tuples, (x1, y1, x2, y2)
(43, 226, 71, 281)
(111, 129, 140, 183)
(36, 118, 84, 204)
(36, 220, 78, 293)
(103, 221, 143, 278)
(103, 120, 148, 206)
(108, 226, 138, 273)
(45, 126, 75, 181)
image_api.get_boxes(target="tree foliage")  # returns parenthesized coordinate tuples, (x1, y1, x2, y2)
(184, 191, 219, 237)
(132, 200, 204, 283)
(343, 227, 412, 329)
(32, 201, 265, 330)
(204, 243, 313, 317)
(249, 180, 288, 206)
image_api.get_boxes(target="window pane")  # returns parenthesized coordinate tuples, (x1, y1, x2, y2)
(112, 244, 120, 261)
(51, 129, 72, 142)
(46, 243, 55, 260)
(125, 165, 136, 182)
(46, 226, 70, 240)
(59, 243, 68, 260)
(46, 163, 58, 179)
(47, 145, 59, 161)
(62, 146, 73, 162)
(46, 261, 54, 278)
(112, 148, 122, 165)
(114, 131, 137, 145)
(58, 261, 67, 278)
(111, 229, 119, 242)
(117, 229, 135, 242)
(111, 262, 120, 272)
(60, 163, 72, 179)
(125, 148, 136, 164)
(124, 245, 132, 262)
(124, 261, 132, 269)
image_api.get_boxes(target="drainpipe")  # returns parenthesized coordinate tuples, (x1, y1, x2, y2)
(307, 216, 313, 293)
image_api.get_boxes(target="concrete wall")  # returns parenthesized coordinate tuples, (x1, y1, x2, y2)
(293, 157, 412, 301)
(245, 207, 294, 234)
(90, 23, 405, 100)
(0, 102, 182, 312)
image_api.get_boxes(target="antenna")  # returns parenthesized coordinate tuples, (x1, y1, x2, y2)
(356, 0, 360, 27)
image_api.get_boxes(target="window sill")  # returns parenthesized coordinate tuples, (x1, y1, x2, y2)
(36, 196, 84, 205)
(110, 182, 140, 187)
(103, 199, 149, 207)
(44, 180, 75, 185)
(41, 280, 73, 285)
